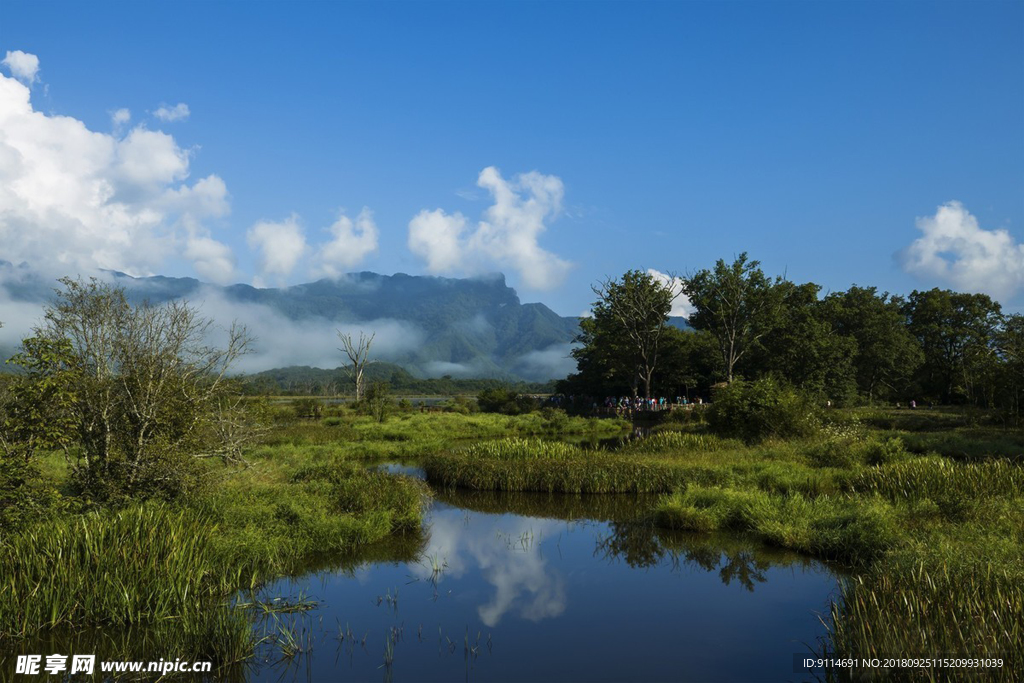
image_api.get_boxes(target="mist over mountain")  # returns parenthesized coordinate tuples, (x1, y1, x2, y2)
(0, 263, 586, 381)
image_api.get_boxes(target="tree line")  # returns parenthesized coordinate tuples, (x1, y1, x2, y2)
(559, 254, 1022, 420)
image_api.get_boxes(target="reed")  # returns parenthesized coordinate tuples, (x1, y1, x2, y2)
(619, 431, 737, 455)
(853, 457, 1024, 503)
(822, 562, 1024, 682)
(424, 439, 682, 493)
(0, 503, 256, 666)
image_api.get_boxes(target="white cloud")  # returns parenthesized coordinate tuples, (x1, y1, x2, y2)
(2, 50, 40, 84)
(410, 510, 566, 628)
(513, 342, 578, 381)
(115, 126, 191, 188)
(409, 209, 468, 273)
(183, 224, 236, 285)
(189, 288, 425, 373)
(407, 166, 572, 290)
(311, 208, 379, 278)
(899, 201, 1024, 301)
(153, 102, 190, 122)
(647, 269, 695, 317)
(0, 61, 234, 282)
(111, 108, 131, 128)
(246, 214, 307, 284)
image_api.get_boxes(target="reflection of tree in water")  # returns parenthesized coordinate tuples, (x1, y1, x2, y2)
(594, 522, 666, 568)
(717, 551, 769, 592)
(434, 487, 821, 593)
(595, 523, 793, 592)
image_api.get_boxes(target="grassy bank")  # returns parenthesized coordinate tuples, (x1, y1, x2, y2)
(423, 408, 1024, 679)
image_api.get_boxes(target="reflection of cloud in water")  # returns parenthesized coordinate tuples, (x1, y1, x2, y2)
(416, 509, 566, 627)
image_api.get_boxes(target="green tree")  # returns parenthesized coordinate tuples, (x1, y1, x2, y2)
(904, 289, 1001, 404)
(683, 254, 787, 383)
(751, 282, 857, 404)
(8, 278, 263, 502)
(1, 337, 80, 463)
(574, 270, 677, 398)
(994, 314, 1024, 422)
(822, 286, 922, 403)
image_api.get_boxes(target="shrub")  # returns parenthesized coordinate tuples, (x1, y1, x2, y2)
(293, 398, 324, 420)
(707, 378, 819, 443)
(0, 457, 66, 535)
(364, 381, 393, 424)
(477, 388, 538, 415)
(864, 437, 911, 466)
(433, 396, 476, 414)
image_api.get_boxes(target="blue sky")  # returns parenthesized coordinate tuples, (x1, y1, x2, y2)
(2, 0, 1022, 315)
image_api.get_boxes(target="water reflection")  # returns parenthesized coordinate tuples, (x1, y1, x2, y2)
(594, 522, 812, 593)
(415, 511, 567, 627)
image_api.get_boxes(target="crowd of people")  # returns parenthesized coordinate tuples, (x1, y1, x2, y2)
(547, 394, 706, 416)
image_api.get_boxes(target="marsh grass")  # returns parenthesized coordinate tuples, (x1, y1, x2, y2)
(653, 486, 898, 564)
(424, 438, 684, 493)
(0, 504, 257, 668)
(854, 458, 1024, 503)
(619, 431, 740, 455)
(8, 406, 1022, 675)
(822, 562, 1024, 681)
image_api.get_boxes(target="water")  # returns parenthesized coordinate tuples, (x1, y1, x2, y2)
(250, 485, 844, 683)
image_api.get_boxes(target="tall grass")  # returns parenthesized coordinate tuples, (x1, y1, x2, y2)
(854, 458, 1024, 502)
(823, 562, 1023, 681)
(424, 438, 682, 493)
(619, 431, 739, 455)
(0, 504, 255, 665)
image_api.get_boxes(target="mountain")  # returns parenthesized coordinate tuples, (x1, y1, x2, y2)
(0, 265, 583, 380)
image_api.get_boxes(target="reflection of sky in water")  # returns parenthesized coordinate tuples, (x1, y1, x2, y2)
(416, 511, 567, 626)
(254, 498, 843, 683)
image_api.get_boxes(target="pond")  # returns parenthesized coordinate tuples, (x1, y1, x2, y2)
(249, 478, 844, 683)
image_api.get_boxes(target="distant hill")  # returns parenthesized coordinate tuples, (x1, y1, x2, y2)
(0, 265, 585, 381)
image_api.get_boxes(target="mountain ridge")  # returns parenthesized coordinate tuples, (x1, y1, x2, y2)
(0, 265, 583, 380)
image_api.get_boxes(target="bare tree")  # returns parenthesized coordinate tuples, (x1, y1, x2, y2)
(338, 331, 375, 400)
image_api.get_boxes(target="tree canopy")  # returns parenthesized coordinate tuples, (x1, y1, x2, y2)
(570, 270, 677, 398)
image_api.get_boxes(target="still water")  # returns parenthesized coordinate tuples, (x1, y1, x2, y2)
(251, 481, 842, 683)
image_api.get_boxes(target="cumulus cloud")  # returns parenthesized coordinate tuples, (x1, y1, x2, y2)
(409, 209, 468, 273)
(0, 56, 235, 282)
(311, 208, 379, 278)
(111, 108, 131, 128)
(647, 269, 696, 317)
(408, 167, 572, 290)
(899, 201, 1024, 301)
(153, 102, 190, 122)
(2, 50, 40, 84)
(246, 215, 307, 285)
(183, 224, 236, 285)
